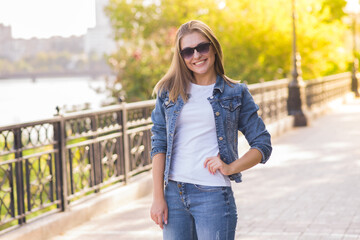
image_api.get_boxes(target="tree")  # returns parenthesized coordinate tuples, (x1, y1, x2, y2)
(105, 0, 352, 102)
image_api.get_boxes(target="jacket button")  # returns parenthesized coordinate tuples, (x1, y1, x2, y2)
(215, 112, 220, 116)
(219, 137, 223, 141)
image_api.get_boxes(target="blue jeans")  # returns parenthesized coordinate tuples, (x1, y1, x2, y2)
(163, 180, 237, 240)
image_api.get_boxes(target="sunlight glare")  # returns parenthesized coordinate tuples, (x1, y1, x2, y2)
(0, 0, 96, 39)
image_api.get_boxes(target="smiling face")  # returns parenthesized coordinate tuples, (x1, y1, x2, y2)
(180, 31, 216, 84)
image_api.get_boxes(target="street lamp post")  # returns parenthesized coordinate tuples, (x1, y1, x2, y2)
(345, 0, 360, 97)
(287, 0, 308, 126)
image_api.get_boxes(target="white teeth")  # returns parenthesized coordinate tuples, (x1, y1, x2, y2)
(194, 60, 205, 65)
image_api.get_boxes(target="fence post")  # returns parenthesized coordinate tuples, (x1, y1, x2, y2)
(14, 128, 26, 224)
(54, 116, 68, 211)
(90, 115, 102, 191)
(259, 79, 266, 121)
(121, 103, 131, 183)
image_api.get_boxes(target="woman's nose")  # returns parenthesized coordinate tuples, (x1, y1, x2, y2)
(193, 49, 201, 59)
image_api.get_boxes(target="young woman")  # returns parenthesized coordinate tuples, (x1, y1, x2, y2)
(150, 20, 272, 240)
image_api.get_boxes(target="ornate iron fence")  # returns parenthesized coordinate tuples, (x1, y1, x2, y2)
(0, 119, 62, 230)
(0, 73, 352, 232)
(248, 79, 289, 124)
(0, 101, 155, 231)
(305, 72, 351, 109)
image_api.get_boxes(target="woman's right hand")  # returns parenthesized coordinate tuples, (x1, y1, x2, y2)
(150, 197, 168, 229)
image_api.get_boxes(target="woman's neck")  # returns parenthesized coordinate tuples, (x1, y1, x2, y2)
(193, 71, 217, 86)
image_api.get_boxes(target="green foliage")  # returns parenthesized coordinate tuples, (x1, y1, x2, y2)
(105, 0, 352, 101)
(320, 0, 347, 21)
(0, 52, 105, 76)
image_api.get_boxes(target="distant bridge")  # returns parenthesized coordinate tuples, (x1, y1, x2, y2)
(0, 70, 116, 80)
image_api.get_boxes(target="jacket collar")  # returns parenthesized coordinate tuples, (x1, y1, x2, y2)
(213, 75, 225, 93)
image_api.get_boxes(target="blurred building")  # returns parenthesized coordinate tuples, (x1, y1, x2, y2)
(13, 36, 84, 60)
(84, 0, 116, 57)
(0, 24, 15, 60)
(1, 0, 116, 60)
(0, 0, 115, 75)
(0, 23, 84, 62)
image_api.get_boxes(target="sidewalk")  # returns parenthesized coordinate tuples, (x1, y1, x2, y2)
(51, 97, 360, 240)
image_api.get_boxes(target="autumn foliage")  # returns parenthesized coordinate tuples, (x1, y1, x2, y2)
(105, 0, 351, 102)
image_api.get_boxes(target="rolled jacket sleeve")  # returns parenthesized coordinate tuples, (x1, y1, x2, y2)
(238, 85, 272, 163)
(150, 93, 167, 159)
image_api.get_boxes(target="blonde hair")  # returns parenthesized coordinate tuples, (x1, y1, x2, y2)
(153, 20, 236, 102)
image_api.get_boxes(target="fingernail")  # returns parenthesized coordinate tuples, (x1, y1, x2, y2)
(165, 221, 168, 224)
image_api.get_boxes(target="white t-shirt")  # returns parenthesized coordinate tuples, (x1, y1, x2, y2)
(169, 82, 231, 186)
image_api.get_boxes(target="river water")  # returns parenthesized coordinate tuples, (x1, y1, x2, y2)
(0, 77, 109, 127)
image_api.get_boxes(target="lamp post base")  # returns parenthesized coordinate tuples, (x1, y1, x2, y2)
(288, 83, 308, 127)
(351, 67, 360, 97)
(293, 111, 308, 126)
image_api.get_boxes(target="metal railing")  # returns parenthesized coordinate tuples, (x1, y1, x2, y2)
(248, 78, 289, 124)
(0, 72, 352, 232)
(0, 100, 155, 231)
(305, 72, 351, 109)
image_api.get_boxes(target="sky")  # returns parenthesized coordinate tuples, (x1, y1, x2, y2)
(0, 0, 96, 39)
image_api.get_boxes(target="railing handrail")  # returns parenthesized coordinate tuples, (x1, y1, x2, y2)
(125, 99, 156, 110)
(0, 100, 158, 130)
(248, 78, 289, 90)
(306, 72, 351, 84)
(0, 117, 61, 132)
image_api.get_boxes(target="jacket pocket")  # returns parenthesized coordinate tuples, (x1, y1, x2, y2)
(219, 97, 242, 112)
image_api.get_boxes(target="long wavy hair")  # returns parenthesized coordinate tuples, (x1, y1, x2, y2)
(153, 20, 236, 102)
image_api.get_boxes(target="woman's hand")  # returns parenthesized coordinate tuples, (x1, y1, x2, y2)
(204, 154, 233, 175)
(150, 197, 168, 229)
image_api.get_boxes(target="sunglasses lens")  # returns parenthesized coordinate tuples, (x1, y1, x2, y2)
(197, 43, 211, 54)
(181, 48, 194, 59)
(180, 42, 211, 59)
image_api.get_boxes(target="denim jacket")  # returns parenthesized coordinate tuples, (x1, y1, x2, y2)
(150, 75, 272, 185)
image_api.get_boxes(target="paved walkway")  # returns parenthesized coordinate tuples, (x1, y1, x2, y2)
(51, 97, 360, 240)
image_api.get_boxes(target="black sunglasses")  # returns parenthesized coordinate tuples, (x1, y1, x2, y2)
(180, 42, 212, 59)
